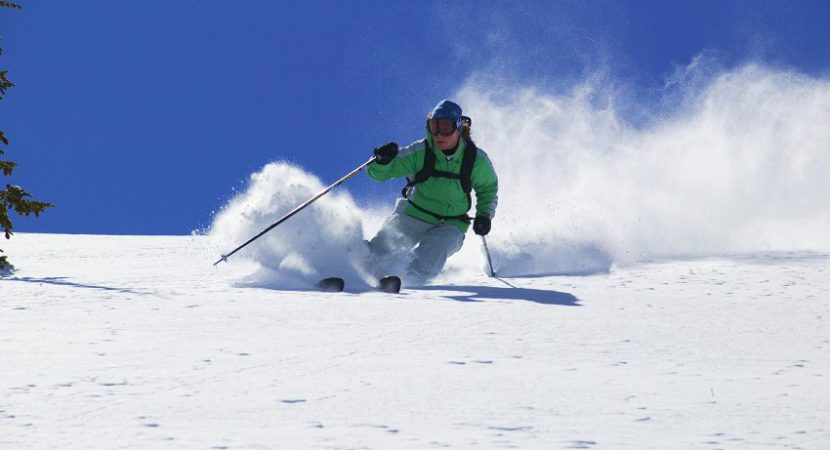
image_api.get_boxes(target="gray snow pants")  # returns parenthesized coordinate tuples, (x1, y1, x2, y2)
(366, 202, 465, 282)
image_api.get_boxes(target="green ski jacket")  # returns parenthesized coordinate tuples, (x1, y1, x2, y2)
(367, 135, 499, 233)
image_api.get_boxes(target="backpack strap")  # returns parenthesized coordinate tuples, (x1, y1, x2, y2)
(415, 141, 436, 184)
(407, 199, 472, 223)
(402, 140, 436, 198)
(459, 138, 477, 194)
(457, 138, 477, 212)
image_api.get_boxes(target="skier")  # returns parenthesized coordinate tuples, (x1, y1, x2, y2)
(365, 99, 499, 285)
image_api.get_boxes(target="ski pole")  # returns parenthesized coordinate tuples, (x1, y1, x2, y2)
(481, 235, 496, 277)
(481, 236, 517, 288)
(213, 155, 377, 266)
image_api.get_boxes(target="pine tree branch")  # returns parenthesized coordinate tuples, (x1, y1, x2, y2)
(1, 184, 55, 238)
(0, 160, 15, 176)
(0, 0, 44, 271)
(0, 70, 15, 99)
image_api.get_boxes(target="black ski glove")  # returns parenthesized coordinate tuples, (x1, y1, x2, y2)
(373, 141, 399, 165)
(473, 215, 491, 236)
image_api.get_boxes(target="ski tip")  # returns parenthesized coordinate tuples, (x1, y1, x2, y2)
(377, 275, 402, 293)
(317, 277, 345, 292)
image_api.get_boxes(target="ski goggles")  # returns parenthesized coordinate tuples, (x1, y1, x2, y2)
(427, 116, 471, 137)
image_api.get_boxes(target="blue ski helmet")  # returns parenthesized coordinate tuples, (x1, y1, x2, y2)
(428, 99, 463, 121)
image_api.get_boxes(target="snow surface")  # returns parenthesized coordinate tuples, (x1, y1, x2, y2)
(2, 233, 828, 449)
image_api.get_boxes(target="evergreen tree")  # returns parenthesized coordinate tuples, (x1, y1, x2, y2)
(1, 1, 54, 271)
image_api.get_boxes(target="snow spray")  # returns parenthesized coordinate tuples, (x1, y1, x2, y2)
(451, 62, 830, 276)
(209, 163, 372, 289)
(211, 62, 830, 285)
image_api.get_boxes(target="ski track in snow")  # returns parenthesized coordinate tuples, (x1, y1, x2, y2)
(1, 233, 829, 449)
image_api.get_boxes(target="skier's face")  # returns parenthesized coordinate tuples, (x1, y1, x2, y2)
(432, 128, 460, 151)
(428, 117, 461, 151)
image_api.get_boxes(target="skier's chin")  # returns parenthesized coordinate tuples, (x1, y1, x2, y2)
(435, 138, 451, 149)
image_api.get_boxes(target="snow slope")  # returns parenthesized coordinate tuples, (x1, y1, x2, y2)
(2, 233, 828, 449)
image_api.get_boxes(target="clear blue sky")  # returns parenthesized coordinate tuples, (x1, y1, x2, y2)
(2, 0, 829, 235)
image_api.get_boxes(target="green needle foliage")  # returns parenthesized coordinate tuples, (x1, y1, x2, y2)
(1, 1, 54, 271)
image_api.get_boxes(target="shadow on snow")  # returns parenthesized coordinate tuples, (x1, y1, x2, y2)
(2, 276, 153, 296)
(413, 283, 579, 306)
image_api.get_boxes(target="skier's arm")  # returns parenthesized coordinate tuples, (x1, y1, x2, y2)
(472, 153, 499, 219)
(367, 141, 422, 181)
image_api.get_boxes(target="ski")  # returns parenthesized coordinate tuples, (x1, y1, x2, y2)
(377, 275, 402, 293)
(316, 276, 401, 293)
(316, 277, 345, 292)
